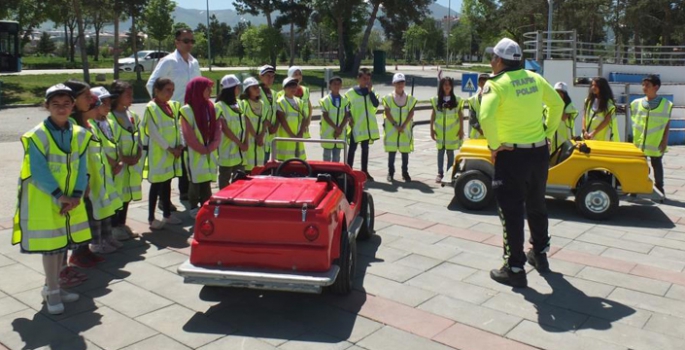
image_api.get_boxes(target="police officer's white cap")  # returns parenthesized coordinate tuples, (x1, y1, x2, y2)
(486, 38, 523, 61)
(220, 75, 241, 90)
(283, 77, 299, 88)
(45, 84, 73, 100)
(554, 82, 568, 92)
(392, 73, 406, 84)
(243, 77, 260, 89)
(91, 86, 113, 100)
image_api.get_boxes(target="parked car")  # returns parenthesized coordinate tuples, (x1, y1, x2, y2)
(117, 51, 168, 72)
(443, 139, 659, 220)
(178, 139, 375, 295)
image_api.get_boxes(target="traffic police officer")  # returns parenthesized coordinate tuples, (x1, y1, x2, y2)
(479, 38, 564, 287)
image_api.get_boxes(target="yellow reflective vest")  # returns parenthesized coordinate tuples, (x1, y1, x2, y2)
(261, 87, 278, 153)
(243, 99, 268, 170)
(319, 94, 350, 150)
(431, 96, 463, 150)
(89, 118, 123, 216)
(108, 111, 143, 202)
(346, 88, 381, 143)
(467, 94, 486, 140)
(275, 96, 307, 161)
(142, 101, 183, 183)
(383, 93, 417, 153)
(180, 105, 219, 183)
(631, 97, 673, 157)
(13, 122, 92, 252)
(584, 99, 620, 142)
(548, 103, 579, 153)
(278, 86, 311, 138)
(216, 101, 246, 168)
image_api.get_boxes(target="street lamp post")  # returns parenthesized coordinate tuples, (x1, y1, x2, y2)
(206, 0, 212, 71)
(547, 0, 553, 59)
(446, 0, 451, 66)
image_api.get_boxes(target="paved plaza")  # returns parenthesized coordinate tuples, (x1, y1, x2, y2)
(1, 110, 685, 349)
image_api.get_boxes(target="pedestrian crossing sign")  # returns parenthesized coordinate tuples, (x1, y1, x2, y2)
(462, 73, 479, 93)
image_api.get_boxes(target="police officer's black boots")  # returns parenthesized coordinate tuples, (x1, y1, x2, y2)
(387, 173, 394, 182)
(490, 266, 527, 288)
(402, 173, 411, 182)
(526, 250, 550, 273)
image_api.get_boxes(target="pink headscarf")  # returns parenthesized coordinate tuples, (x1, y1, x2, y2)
(185, 77, 217, 144)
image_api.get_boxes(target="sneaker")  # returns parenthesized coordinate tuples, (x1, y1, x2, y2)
(41, 289, 64, 315)
(149, 219, 165, 230)
(163, 215, 183, 225)
(364, 172, 374, 182)
(112, 227, 130, 241)
(62, 266, 88, 281)
(402, 173, 412, 182)
(387, 174, 394, 182)
(59, 268, 84, 288)
(526, 250, 550, 273)
(42, 286, 79, 303)
(105, 236, 124, 248)
(69, 253, 96, 269)
(435, 174, 443, 183)
(84, 249, 105, 264)
(490, 265, 527, 288)
(90, 243, 116, 255)
(189, 208, 199, 219)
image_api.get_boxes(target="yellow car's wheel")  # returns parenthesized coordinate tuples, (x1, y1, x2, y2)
(575, 180, 618, 220)
(454, 170, 494, 210)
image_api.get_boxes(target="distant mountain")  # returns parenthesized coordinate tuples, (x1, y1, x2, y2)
(37, 3, 459, 33)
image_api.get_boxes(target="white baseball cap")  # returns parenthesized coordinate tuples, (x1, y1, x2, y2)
(259, 65, 275, 76)
(486, 38, 523, 61)
(392, 73, 406, 84)
(283, 77, 299, 88)
(243, 77, 260, 89)
(554, 82, 568, 92)
(45, 84, 73, 100)
(287, 66, 302, 78)
(91, 86, 113, 100)
(220, 75, 241, 90)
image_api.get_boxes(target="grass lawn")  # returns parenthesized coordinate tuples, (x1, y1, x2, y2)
(0, 70, 394, 106)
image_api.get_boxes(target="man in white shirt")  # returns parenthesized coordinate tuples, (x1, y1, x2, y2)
(146, 28, 202, 202)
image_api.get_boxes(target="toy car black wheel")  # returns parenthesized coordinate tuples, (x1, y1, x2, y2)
(331, 233, 356, 295)
(454, 170, 493, 210)
(575, 180, 618, 220)
(357, 191, 375, 241)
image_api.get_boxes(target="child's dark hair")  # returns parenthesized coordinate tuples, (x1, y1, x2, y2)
(240, 86, 260, 101)
(585, 77, 614, 113)
(357, 68, 372, 78)
(110, 80, 133, 110)
(437, 77, 458, 110)
(216, 86, 238, 105)
(642, 74, 661, 87)
(558, 90, 572, 108)
(153, 78, 174, 98)
(63, 79, 91, 98)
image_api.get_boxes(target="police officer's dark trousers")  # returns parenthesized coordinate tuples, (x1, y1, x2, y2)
(494, 145, 550, 269)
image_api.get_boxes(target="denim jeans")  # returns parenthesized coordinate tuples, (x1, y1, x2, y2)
(323, 148, 342, 163)
(437, 149, 455, 175)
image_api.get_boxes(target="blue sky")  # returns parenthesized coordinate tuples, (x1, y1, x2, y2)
(176, 0, 459, 11)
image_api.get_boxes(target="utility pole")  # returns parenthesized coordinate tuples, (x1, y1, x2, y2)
(206, 0, 212, 71)
(547, 0, 553, 59)
(446, 0, 451, 66)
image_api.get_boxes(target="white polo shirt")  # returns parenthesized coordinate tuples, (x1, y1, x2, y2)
(146, 49, 202, 103)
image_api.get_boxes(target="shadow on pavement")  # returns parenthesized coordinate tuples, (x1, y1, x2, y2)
(366, 179, 435, 194)
(514, 272, 636, 333)
(182, 232, 382, 344)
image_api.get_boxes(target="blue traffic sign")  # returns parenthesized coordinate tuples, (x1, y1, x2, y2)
(461, 73, 479, 93)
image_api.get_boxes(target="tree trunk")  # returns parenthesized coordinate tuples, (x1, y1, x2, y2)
(95, 31, 100, 61)
(352, 1, 380, 74)
(69, 25, 76, 62)
(132, 13, 141, 81)
(113, 17, 120, 80)
(289, 22, 295, 66)
(265, 11, 276, 67)
(336, 15, 345, 71)
(63, 23, 69, 61)
(72, 0, 90, 83)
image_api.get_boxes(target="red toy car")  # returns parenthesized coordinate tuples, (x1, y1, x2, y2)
(178, 139, 375, 295)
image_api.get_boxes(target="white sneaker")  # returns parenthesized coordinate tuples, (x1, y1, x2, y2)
(41, 289, 64, 315)
(43, 286, 79, 303)
(90, 243, 116, 254)
(163, 216, 182, 225)
(149, 219, 165, 230)
(189, 208, 199, 219)
(113, 227, 130, 241)
(105, 236, 124, 248)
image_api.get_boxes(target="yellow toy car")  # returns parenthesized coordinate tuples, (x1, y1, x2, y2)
(444, 139, 660, 220)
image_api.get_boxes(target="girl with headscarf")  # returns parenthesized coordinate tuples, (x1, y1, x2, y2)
(179, 77, 221, 218)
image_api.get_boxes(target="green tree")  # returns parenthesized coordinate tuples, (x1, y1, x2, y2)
(403, 24, 428, 61)
(312, 0, 365, 71)
(228, 21, 250, 62)
(85, 1, 113, 61)
(145, 0, 176, 63)
(241, 24, 284, 64)
(301, 43, 312, 62)
(196, 15, 232, 62)
(276, 0, 313, 66)
(233, 0, 284, 66)
(37, 31, 56, 55)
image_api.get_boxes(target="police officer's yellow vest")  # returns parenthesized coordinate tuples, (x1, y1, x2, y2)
(216, 101, 246, 168)
(431, 96, 463, 150)
(548, 103, 579, 153)
(142, 101, 183, 183)
(631, 97, 673, 157)
(180, 105, 219, 183)
(584, 99, 620, 142)
(382, 93, 417, 153)
(346, 88, 380, 143)
(13, 122, 92, 252)
(85, 131, 120, 220)
(467, 94, 485, 140)
(243, 99, 267, 170)
(275, 96, 307, 161)
(89, 118, 123, 215)
(319, 94, 350, 150)
(108, 111, 143, 202)
(261, 87, 278, 153)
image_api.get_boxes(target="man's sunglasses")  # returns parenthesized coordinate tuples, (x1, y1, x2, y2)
(178, 38, 196, 44)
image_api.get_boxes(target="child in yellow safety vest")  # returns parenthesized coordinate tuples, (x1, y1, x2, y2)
(216, 75, 250, 188)
(13, 84, 91, 315)
(143, 78, 184, 230)
(278, 66, 313, 138)
(319, 76, 351, 162)
(108, 81, 143, 240)
(383, 73, 417, 182)
(430, 77, 464, 183)
(241, 77, 270, 171)
(275, 77, 308, 160)
(548, 82, 579, 155)
(259, 65, 279, 162)
(582, 77, 620, 142)
(467, 74, 489, 140)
